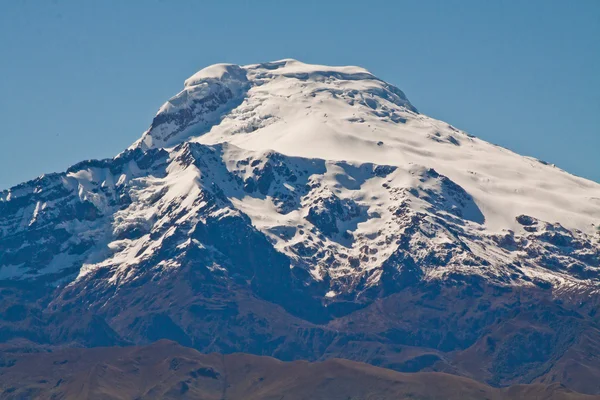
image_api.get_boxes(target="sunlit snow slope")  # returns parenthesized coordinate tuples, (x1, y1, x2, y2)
(2, 59, 600, 294)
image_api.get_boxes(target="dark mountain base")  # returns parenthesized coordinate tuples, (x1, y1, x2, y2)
(0, 340, 596, 400)
(2, 276, 600, 395)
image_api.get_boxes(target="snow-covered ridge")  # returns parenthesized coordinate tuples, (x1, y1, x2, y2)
(1, 59, 599, 292)
(133, 59, 416, 152)
(133, 58, 600, 236)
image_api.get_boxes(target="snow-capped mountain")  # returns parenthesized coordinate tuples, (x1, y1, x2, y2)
(1, 59, 600, 393)
(3, 59, 599, 290)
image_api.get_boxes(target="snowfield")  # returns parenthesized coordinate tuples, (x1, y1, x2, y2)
(138, 59, 600, 235)
(1, 59, 599, 294)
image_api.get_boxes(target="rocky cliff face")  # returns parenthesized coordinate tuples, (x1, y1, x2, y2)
(1, 59, 599, 394)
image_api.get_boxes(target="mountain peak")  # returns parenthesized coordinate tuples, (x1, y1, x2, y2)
(183, 63, 248, 88)
(3, 59, 600, 287)
(133, 59, 416, 151)
(182, 59, 375, 88)
(127, 59, 600, 237)
(2, 59, 600, 395)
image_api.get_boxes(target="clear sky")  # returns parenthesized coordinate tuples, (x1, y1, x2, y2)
(1, 0, 598, 189)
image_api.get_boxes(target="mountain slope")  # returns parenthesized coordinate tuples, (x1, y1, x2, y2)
(3, 59, 599, 289)
(0, 340, 596, 400)
(1, 59, 599, 393)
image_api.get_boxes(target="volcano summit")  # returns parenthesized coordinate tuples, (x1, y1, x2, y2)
(1, 59, 600, 395)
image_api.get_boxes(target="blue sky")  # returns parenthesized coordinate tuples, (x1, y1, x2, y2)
(0, 0, 598, 189)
